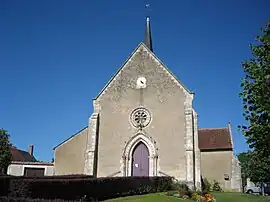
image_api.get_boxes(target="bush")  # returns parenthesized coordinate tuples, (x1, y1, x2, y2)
(0, 196, 80, 202)
(201, 178, 223, 192)
(0, 175, 94, 197)
(169, 181, 195, 198)
(202, 178, 212, 192)
(171, 181, 189, 193)
(0, 176, 12, 196)
(166, 191, 216, 202)
(0, 176, 172, 201)
(212, 180, 222, 192)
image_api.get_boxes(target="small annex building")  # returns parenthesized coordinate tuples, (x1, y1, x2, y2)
(7, 145, 54, 177)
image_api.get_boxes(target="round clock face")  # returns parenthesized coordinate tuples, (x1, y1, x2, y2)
(136, 77, 147, 88)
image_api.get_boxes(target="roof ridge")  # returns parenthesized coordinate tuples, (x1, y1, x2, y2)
(94, 43, 143, 101)
(141, 43, 193, 94)
(53, 126, 88, 150)
(12, 147, 29, 153)
(199, 127, 228, 130)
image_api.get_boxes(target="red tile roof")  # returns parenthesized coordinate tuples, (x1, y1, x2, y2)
(198, 128, 232, 150)
(11, 147, 36, 162)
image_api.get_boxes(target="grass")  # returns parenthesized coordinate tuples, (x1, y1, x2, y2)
(105, 193, 181, 201)
(105, 192, 270, 202)
(212, 192, 270, 202)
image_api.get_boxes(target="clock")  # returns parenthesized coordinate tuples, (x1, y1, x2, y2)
(136, 77, 147, 89)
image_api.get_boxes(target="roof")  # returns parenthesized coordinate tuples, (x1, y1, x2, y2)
(11, 147, 36, 162)
(198, 128, 233, 150)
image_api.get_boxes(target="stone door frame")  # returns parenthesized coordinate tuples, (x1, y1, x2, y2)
(122, 133, 158, 177)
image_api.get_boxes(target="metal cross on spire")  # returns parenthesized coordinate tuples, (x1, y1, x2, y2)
(144, 1, 153, 51)
(144, 1, 152, 17)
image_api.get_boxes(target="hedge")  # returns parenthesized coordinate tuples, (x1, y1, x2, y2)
(0, 175, 93, 197)
(0, 197, 79, 202)
(0, 176, 173, 201)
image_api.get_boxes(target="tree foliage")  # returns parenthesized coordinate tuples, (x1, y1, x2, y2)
(239, 21, 270, 183)
(0, 128, 12, 173)
(237, 152, 251, 183)
(237, 151, 270, 184)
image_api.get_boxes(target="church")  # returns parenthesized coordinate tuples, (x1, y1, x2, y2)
(53, 17, 242, 191)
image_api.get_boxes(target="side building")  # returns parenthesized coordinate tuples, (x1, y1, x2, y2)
(7, 145, 54, 177)
(199, 124, 242, 191)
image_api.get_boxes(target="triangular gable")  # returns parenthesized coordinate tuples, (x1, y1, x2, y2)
(95, 42, 193, 101)
(53, 126, 88, 150)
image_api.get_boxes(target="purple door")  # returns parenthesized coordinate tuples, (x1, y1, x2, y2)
(132, 142, 149, 176)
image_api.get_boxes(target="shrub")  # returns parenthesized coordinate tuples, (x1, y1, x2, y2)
(171, 181, 189, 193)
(0, 175, 94, 198)
(202, 178, 212, 192)
(167, 191, 216, 202)
(167, 190, 177, 196)
(201, 178, 223, 192)
(184, 190, 195, 198)
(212, 180, 222, 192)
(0, 176, 10, 196)
(0, 176, 172, 201)
(0, 196, 80, 202)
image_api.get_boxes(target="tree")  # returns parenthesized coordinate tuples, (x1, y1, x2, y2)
(237, 151, 251, 186)
(237, 151, 270, 184)
(239, 21, 270, 183)
(246, 151, 270, 183)
(263, 28, 270, 42)
(0, 129, 12, 174)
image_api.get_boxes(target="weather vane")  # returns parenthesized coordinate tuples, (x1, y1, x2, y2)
(144, 1, 152, 16)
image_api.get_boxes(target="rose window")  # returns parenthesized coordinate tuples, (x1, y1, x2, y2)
(130, 107, 151, 128)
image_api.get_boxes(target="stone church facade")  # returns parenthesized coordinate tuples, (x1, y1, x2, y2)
(53, 17, 242, 191)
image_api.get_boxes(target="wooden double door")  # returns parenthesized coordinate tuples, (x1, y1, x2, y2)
(131, 142, 149, 176)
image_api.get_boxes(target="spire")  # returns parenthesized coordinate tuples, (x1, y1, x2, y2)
(144, 16, 153, 52)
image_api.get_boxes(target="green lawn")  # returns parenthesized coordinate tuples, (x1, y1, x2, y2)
(105, 192, 270, 202)
(213, 192, 270, 202)
(105, 193, 181, 202)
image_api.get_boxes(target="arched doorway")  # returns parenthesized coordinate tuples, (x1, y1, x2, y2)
(131, 142, 149, 176)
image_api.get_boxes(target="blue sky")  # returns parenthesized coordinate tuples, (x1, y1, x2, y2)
(0, 0, 269, 162)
